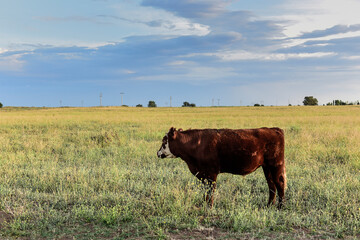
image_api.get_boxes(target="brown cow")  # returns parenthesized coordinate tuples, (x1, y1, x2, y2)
(157, 127, 286, 208)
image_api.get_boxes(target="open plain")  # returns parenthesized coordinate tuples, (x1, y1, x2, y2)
(0, 106, 359, 239)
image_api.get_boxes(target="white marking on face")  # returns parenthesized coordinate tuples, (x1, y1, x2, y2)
(157, 134, 176, 158)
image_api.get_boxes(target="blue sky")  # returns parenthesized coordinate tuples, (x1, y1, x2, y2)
(1, 0, 360, 107)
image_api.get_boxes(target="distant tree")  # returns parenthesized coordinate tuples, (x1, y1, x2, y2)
(182, 101, 196, 107)
(303, 96, 318, 106)
(0, 102, 2, 108)
(182, 101, 190, 107)
(254, 103, 264, 107)
(335, 100, 346, 105)
(148, 101, 157, 107)
(326, 100, 354, 106)
(136, 104, 143, 107)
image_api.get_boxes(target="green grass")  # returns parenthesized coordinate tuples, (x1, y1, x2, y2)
(0, 106, 359, 239)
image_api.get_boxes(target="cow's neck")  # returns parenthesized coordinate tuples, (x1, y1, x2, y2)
(170, 132, 198, 159)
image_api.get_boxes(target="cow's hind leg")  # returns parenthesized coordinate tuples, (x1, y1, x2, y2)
(270, 164, 286, 209)
(263, 166, 276, 206)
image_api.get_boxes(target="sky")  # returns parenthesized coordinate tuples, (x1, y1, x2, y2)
(1, 0, 360, 107)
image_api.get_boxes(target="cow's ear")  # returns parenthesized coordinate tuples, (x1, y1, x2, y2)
(168, 127, 177, 139)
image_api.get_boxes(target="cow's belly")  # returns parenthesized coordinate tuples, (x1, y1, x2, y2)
(219, 154, 264, 175)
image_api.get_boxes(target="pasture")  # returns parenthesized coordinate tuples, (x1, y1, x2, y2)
(0, 106, 359, 239)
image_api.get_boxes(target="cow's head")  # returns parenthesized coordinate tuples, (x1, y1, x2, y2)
(157, 127, 180, 159)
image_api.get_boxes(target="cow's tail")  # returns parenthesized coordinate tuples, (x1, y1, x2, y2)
(283, 165, 287, 190)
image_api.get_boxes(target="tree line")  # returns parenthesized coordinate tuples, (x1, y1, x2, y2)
(144, 97, 359, 107)
(302, 96, 360, 106)
(136, 101, 196, 107)
(326, 100, 360, 106)
(1, 98, 359, 108)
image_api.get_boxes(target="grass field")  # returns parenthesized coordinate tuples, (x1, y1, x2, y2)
(0, 106, 359, 239)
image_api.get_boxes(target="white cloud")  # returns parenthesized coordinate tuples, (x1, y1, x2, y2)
(79, 41, 119, 49)
(166, 21, 210, 36)
(342, 56, 360, 60)
(167, 60, 187, 65)
(112, 2, 210, 37)
(123, 69, 136, 74)
(282, 30, 360, 49)
(278, 0, 360, 38)
(56, 53, 84, 60)
(0, 48, 7, 54)
(0, 53, 27, 72)
(192, 50, 337, 61)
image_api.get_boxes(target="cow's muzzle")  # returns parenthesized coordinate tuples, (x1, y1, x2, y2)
(157, 151, 165, 158)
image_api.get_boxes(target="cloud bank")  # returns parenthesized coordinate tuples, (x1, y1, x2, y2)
(1, 0, 360, 106)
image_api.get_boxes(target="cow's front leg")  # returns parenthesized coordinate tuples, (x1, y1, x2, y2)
(199, 174, 218, 208)
(205, 178, 217, 207)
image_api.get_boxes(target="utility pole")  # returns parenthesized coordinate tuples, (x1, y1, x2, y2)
(120, 92, 124, 106)
(170, 96, 172, 107)
(212, 98, 214, 107)
(100, 93, 102, 107)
